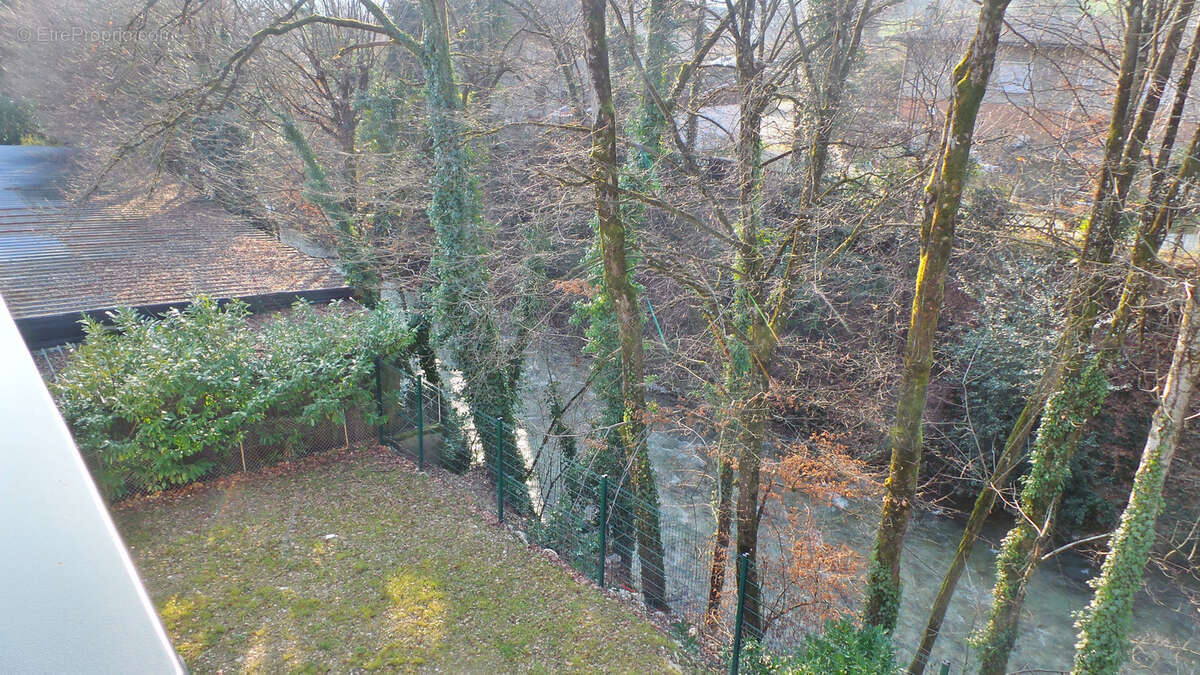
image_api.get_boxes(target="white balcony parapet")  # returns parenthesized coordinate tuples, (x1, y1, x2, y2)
(0, 293, 184, 674)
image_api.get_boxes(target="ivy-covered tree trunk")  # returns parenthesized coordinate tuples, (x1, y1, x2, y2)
(419, 0, 527, 504)
(906, 0, 1154, 667)
(278, 115, 380, 306)
(903, 379, 1048, 674)
(704, 457, 735, 629)
(973, 2, 1195, 669)
(1072, 280, 1200, 674)
(635, 0, 672, 152)
(140, 0, 531, 491)
(972, 359, 1108, 673)
(860, 0, 1012, 633)
(627, 0, 671, 612)
(580, 0, 668, 610)
(729, 0, 773, 635)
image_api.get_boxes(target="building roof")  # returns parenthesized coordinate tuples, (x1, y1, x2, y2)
(0, 292, 184, 673)
(0, 145, 349, 343)
(889, 7, 1118, 50)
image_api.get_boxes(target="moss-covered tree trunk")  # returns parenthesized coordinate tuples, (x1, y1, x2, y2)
(973, 2, 1195, 669)
(1072, 280, 1200, 674)
(734, 314, 773, 639)
(905, 0, 1154, 667)
(684, 2, 706, 154)
(278, 115, 381, 306)
(704, 457, 735, 629)
(1114, 16, 1200, 320)
(580, 0, 668, 610)
(729, 0, 773, 635)
(418, 0, 527, 503)
(859, 0, 1012, 633)
(701, 0, 874, 635)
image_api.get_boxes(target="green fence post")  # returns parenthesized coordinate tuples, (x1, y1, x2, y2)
(598, 474, 609, 588)
(730, 552, 750, 675)
(495, 417, 504, 523)
(374, 357, 384, 446)
(416, 375, 424, 470)
(938, 662, 950, 675)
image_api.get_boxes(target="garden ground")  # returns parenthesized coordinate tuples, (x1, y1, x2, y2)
(113, 446, 685, 673)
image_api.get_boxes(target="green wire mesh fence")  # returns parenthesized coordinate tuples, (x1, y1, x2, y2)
(98, 405, 376, 501)
(375, 359, 765, 670)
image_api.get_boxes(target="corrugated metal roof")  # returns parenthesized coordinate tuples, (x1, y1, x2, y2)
(0, 145, 345, 320)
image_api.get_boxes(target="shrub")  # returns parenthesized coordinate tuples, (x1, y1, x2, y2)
(936, 252, 1063, 496)
(0, 97, 51, 145)
(256, 300, 412, 444)
(52, 298, 413, 498)
(736, 619, 897, 674)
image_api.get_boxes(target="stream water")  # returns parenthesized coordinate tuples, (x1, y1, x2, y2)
(514, 339, 1200, 673)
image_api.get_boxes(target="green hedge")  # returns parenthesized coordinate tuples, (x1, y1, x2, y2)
(51, 298, 413, 498)
(736, 619, 897, 674)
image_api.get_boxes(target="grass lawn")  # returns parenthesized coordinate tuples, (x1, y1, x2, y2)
(114, 447, 684, 673)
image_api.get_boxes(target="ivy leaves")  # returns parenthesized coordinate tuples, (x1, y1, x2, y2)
(52, 298, 414, 498)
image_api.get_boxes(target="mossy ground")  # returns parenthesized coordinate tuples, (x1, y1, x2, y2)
(114, 447, 681, 673)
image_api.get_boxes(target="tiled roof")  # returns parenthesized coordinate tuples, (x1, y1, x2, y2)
(0, 145, 345, 320)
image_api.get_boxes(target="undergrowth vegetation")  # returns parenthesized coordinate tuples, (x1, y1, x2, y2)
(933, 249, 1063, 493)
(52, 298, 413, 497)
(736, 619, 897, 674)
(0, 96, 51, 145)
